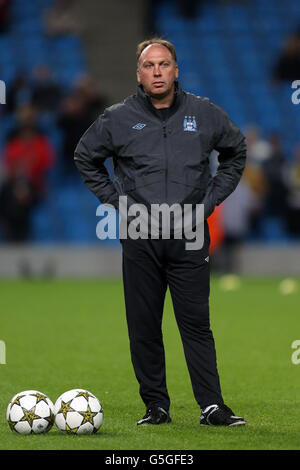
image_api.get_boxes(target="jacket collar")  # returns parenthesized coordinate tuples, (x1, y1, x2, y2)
(136, 80, 183, 117)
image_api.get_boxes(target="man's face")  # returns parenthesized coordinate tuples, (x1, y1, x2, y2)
(137, 44, 178, 99)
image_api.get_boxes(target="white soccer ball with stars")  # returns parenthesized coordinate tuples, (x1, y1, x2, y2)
(54, 388, 103, 434)
(6, 390, 54, 434)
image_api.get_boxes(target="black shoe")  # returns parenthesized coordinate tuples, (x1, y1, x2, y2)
(200, 404, 246, 426)
(137, 406, 171, 425)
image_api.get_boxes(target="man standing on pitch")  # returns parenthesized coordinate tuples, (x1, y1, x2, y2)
(74, 38, 247, 426)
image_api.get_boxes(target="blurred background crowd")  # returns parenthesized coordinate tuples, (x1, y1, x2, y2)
(0, 0, 299, 265)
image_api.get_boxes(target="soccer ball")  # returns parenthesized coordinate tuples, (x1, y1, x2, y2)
(6, 390, 54, 434)
(54, 389, 103, 434)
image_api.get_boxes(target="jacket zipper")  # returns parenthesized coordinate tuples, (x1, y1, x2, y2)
(163, 122, 167, 200)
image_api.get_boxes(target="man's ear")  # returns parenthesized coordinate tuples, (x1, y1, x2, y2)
(136, 68, 141, 83)
(175, 65, 179, 79)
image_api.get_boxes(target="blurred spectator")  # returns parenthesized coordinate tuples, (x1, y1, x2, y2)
(3, 104, 55, 197)
(0, 0, 11, 34)
(261, 133, 288, 219)
(57, 93, 93, 176)
(6, 66, 63, 115)
(0, 175, 36, 242)
(5, 72, 32, 115)
(220, 175, 258, 273)
(44, 0, 83, 37)
(245, 125, 272, 165)
(286, 144, 300, 236)
(243, 125, 270, 236)
(273, 31, 300, 82)
(73, 75, 107, 122)
(240, 138, 268, 239)
(57, 76, 107, 175)
(31, 65, 63, 113)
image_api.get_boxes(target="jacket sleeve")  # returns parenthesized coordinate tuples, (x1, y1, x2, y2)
(202, 102, 247, 219)
(74, 110, 119, 208)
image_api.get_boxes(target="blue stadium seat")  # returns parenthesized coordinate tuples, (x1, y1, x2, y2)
(261, 217, 288, 242)
(30, 202, 58, 242)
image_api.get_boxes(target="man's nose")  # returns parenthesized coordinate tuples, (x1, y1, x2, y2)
(153, 65, 162, 76)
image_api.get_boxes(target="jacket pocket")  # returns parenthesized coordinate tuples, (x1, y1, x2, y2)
(168, 171, 206, 205)
(123, 170, 165, 205)
(170, 172, 202, 189)
(124, 170, 164, 191)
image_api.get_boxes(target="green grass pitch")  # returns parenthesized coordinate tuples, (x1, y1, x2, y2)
(0, 276, 299, 450)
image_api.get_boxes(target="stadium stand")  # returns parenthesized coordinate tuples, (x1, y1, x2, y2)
(0, 0, 102, 243)
(0, 0, 299, 245)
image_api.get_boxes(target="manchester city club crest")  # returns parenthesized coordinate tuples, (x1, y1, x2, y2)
(183, 115, 197, 132)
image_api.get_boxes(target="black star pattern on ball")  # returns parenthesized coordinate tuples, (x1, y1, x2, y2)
(11, 395, 23, 407)
(79, 405, 98, 425)
(76, 391, 94, 400)
(20, 407, 41, 427)
(65, 423, 78, 434)
(58, 400, 74, 419)
(30, 392, 48, 405)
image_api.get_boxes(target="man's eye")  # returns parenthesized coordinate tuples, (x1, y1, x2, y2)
(162, 63, 169, 67)
(145, 64, 153, 68)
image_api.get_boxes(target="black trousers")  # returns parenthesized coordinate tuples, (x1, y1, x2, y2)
(121, 222, 224, 411)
